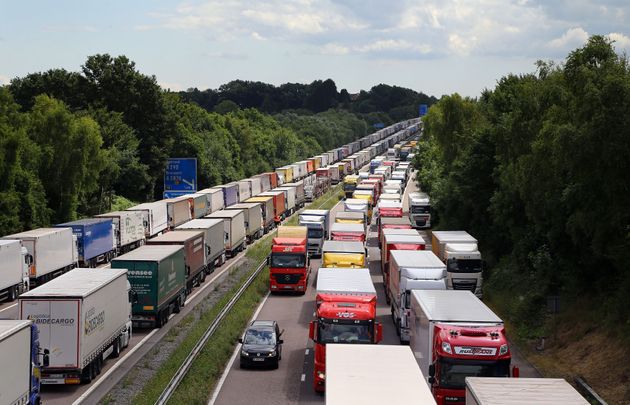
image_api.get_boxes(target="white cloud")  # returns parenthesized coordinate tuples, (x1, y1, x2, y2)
(548, 27, 589, 48)
(42, 25, 97, 33)
(321, 43, 349, 55)
(0, 74, 10, 86)
(357, 39, 431, 55)
(158, 81, 185, 91)
(608, 32, 630, 49)
(448, 33, 477, 56)
(251, 32, 266, 41)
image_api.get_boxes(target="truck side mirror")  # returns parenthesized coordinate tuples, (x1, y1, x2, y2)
(428, 364, 435, 377)
(376, 323, 383, 343)
(43, 349, 50, 367)
(309, 321, 315, 340)
(512, 365, 520, 378)
(238, 338, 243, 344)
(129, 289, 139, 304)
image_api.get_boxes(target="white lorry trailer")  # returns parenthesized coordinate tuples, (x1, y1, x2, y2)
(176, 218, 227, 271)
(465, 377, 588, 405)
(408, 191, 431, 229)
(388, 250, 447, 343)
(19, 268, 132, 385)
(127, 201, 169, 238)
(431, 231, 483, 298)
(3, 228, 77, 286)
(205, 210, 247, 257)
(0, 239, 29, 301)
(326, 345, 436, 405)
(95, 210, 146, 254)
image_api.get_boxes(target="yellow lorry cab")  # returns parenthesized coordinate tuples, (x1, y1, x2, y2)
(352, 190, 374, 218)
(321, 240, 366, 268)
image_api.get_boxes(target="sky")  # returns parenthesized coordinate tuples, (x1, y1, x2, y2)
(1, 0, 629, 97)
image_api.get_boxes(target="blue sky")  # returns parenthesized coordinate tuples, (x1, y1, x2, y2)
(2, 0, 629, 97)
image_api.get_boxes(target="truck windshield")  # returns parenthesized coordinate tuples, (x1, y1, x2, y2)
(270, 253, 306, 268)
(307, 228, 324, 239)
(411, 205, 430, 214)
(343, 184, 356, 191)
(318, 320, 373, 344)
(447, 259, 482, 273)
(439, 359, 510, 389)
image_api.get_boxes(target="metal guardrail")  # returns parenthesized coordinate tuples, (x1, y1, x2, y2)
(155, 259, 268, 405)
(575, 376, 608, 405)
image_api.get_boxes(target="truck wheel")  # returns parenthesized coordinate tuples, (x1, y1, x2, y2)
(200, 270, 207, 283)
(7, 286, 16, 301)
(173, 299, 181, 314)
(81, 364, 93, 384)
(111, 337, 121, 358)
(95, 357, 102, 375)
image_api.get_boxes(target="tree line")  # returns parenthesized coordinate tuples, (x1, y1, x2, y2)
(180, 80, 436, 126)
(1, 54, 428, 235)
(414, 36, 630, 336)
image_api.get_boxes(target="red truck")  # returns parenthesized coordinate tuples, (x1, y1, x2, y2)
(378, 215, 412, 247)
(259, 191, 286, 224)
(410, 290, 518, 405)
(309, 268, 383, 392)
(329, 223, 366, 242)
(380, 230, 426, 304)
(269, 226, 310, 293)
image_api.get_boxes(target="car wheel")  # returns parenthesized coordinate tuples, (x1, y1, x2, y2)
(272, 359, 279, 369)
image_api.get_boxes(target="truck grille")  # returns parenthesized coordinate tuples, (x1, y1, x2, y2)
(453, 279, 477, 292)
(414, 218, 427, 226)
(273, 273, 301, 284)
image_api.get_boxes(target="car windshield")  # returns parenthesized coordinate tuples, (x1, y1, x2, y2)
(411, 205, 430, 214)
(448, 259, 482, 273)
(243, 329, 276, 345)
(439, 359, 510, 389)
(270, 253, 306, 268)
(307, 228, 324, 239)
(318, 321, 373, 344)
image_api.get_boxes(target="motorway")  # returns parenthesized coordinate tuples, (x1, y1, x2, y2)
(211, 168, 540, 405)
(0, 230, 266, 404)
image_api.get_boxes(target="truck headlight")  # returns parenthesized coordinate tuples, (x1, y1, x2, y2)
(317, 371, 326, 380)
(441, 342, 452, 354)
(499, 344, 508, 355)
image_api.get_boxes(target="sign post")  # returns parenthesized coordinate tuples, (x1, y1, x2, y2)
(163, 158, 197, 199)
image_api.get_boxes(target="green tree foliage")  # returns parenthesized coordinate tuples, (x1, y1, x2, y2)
(415, 36, 630, 335)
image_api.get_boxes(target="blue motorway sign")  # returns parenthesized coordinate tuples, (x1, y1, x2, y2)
(419, 104, 428, 117)
(163, 191, 193, 199)
(373, 122, 385, 129)
(164, 158, 197, 196)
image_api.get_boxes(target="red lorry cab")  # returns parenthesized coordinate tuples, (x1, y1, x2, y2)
(269, 237, 309, 293)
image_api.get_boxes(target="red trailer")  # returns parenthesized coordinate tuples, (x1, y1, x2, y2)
(259, 191, 286, 223)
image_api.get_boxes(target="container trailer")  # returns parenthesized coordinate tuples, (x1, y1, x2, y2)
(95, 210, 145, 254)
(205, 210, 247, 257)
(176, 218, 227, 271)
(55, 218, 116, 267)
(226, 202, 264, 242)
(127, 201, 169, 237)
(0, 240, 29, 301)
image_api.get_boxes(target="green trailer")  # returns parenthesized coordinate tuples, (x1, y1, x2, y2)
(111, 245, 186, 328)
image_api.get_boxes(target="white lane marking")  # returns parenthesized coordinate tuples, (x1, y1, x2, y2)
(301, 374, 306, 382)
(305, 349, 309, 355)
(208, 291, 270, 405)
(72, 329, 158, 405)
(0, 303, 17, 313)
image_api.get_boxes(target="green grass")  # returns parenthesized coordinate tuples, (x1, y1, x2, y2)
(131, 266, 268, 405)
(285, 184, 343, 225)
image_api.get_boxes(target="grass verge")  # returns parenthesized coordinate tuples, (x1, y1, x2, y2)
(285, 184, 343, 225)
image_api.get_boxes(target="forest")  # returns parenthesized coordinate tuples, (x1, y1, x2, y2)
(0, 54, 431, 236)
(414, 36, 630, 334)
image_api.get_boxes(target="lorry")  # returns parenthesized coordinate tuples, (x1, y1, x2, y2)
(245, 196, 275, 233)
(214, 184, 239, 207)
(342, 175, 360, 199)
(162, 196, 193, 228)
(343, 198, 369, 223)
(3, 228, 77, 286)
(352, 190, 374, 219)
(409, 290, 516, 404)
(0, 320, 46, 404)
(180, 193, 210, 218)
(326, 345, 436, 405)
(431, 231, 483, 298)
(127, 201, 169, 237)
(376, 200, 403, 225)
(299, 209, 330, 257)
(334, 211, 366, 228)
(237, 180, 252, 202)
(55, 218, 116, 267)
(465, 377, 588, 405)
(274, 186, 297, 216)
(378, 216, 413, 247)
(389, 250, 447, 343)
(0, 240, 29, 301)
(309, 268, 382, 391)
(409, 192, 431, 229)
(321, 240, 366, 268)
(283, 181, 306, 209)
(329, 223, 366, 242)
(95, 210, 146, 254)
(19, 268, 132, 384)
(269, 226, 309, 294)
(147, 230, 207, 294)
(246, 177, 262, 197)
(205, 210, 247, 257)
(111, 245, 186, 328)
(226, 202, 264, 242)
(381, 229, 426, 293)
(259, 190, 287, 224)
(197, 188, 225, 213)
(176, 218, 226, 272)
